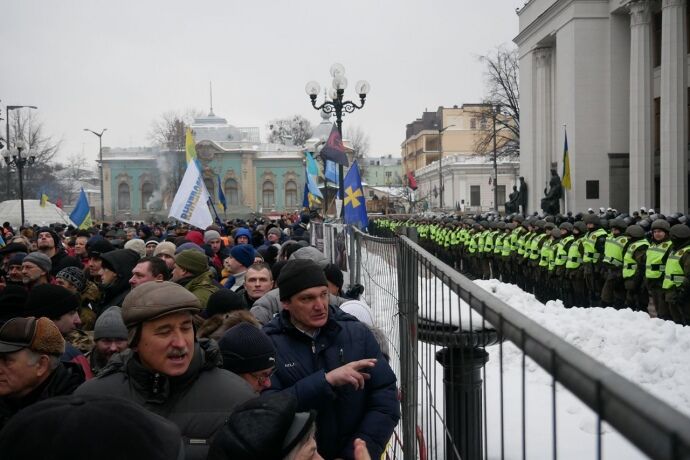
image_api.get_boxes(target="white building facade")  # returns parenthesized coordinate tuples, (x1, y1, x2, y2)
(515, 0, 689, 215)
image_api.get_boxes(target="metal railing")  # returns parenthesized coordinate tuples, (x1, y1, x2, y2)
(327, 222, 690, 460)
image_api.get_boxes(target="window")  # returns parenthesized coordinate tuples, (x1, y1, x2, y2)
(497, 185, 506, 206)
(470, 118, 477, 129)
(470, 185, 481, 206)
(204, 178, 214, 198)
(425, 135, 440, 152)
(285, 180, 297, 207)
(224, 178, 239, 206)
(118, 183, 130, 210)
(141, 182, 154, 210)
(586, 180, 599, 199)
(262, 181, 275, 207)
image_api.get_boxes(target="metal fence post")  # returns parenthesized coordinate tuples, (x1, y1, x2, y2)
(397, 239, 418, 460)
(355, 230, 362, 285)
(349, 225, 356, 287)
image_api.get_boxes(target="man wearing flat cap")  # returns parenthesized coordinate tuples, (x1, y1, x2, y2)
(263, 259, 399, 460)
(76, 281, 255, 460)
(0, 317, 85, 430)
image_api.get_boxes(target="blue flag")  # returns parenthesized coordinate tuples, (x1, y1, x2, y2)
(216, 175, 227, 212)
(343, 161, 368, 229)
(70, 188, 93, 229)
(324, 160, 339, 184)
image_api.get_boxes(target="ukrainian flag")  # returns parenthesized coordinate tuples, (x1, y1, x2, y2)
(217, 175, 227, 212)
(40, 190, 49, 208)
(70, 188, 93, 229)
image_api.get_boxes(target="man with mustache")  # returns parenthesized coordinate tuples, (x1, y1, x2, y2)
(76, 281, 255, 460)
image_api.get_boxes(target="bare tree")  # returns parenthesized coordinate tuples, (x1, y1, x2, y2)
(9, 109, 60, 164)
(267, 115, 313, 146)
(474, 45, 520, 158)
(345, 125, 370, 176)
(149, 109, 202, 150)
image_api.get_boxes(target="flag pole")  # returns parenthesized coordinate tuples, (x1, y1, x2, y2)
(563, 123, 568, 215)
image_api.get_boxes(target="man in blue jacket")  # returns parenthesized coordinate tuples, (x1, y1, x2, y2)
(263, 259, 399, 460)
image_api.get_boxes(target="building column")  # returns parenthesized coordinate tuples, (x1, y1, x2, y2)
(660, 0, 688, 213)
(629, 0, 654, 212)
(534, 47, 553, 213)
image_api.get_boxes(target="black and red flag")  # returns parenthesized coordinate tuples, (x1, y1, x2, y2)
(320, 124, 349, 166)
(407, 171, 418, 190)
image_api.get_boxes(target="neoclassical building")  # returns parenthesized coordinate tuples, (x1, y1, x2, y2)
(102, 111, 305, 221)
(516, 0, 689, 214)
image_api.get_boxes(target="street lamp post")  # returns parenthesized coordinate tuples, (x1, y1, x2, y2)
(84, 128, 107, 221)
(4, 105, 37, 199)
(305, 63, 370, 217)
(478, 104, 502, 212)
(2, 140, 36, 226)
(436, 124, 455, 210)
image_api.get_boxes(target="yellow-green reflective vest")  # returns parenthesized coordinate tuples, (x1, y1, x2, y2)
(602, 236, 628, 267)
(645, 240, 673, 279)
(478, 231, 488, 252)
(530, 234, 546, 260)
(555, 235, 574, 267)
(582, 228, 607, 264)
(566, 237, 584, 270)
(539, 239, 553, 267)
(662, 246, 690, 289)
(502, 232, 513, 257)
(493, 234, 504, 255)
(622, 239, 650, 279)
(468, 233, 478, 254)
(522, 233, 536, 259)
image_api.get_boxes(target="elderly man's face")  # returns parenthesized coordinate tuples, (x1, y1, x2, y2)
(21, 262, 44, 285)
(74, 237, 88, 257)
(7, 264, 23, 282)
(0, 349, 50, 398)
(245, 268, 273, 300)
(136, 312, 194, 377)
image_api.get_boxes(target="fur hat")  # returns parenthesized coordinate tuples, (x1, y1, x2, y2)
(23, 252, 52, 274)
(0, 316, 65, 356)
(277, 259, 328, 301)
(175, 249, 208, 276)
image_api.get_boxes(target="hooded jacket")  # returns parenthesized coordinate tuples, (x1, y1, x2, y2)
(75, 339, 255, 460)
(179, 270, 218, 309)
(233, 227, 253, 245)
(262, 307, 400, 460)
(0, 361, 85, 430)
(95, 249, 140, 314)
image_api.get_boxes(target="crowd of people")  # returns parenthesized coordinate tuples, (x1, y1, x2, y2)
(372, 206, 690, 325)
(0, 213, 399, 460)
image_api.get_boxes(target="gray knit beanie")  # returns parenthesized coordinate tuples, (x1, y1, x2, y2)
(23, 252, 52, 274)
(94, 306, 128, 341)
(124, 239, 146, 258)
(204, 230, 221, 244)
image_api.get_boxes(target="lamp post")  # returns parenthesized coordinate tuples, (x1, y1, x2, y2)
(305, 63, 370, 217)
(2, 140, 36, 226)
(4, 105, 37, 199)
(436, 124, 455, 210)
(84, 128, 107, 221)
(478, 104, 502, 212)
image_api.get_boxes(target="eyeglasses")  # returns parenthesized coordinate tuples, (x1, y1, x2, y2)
(250, 368, 275, 385)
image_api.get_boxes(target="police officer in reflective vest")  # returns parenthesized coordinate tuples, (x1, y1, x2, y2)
(581, 214, 607, 307)
(645, 219, 673, 320)
(600, 219, 629, 308)
(621, 225, 650, 311)
(662, 224, 690, 325)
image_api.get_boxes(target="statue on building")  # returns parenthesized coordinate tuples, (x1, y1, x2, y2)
(517, 176, 528, 215)
(505, 186, 520, 213)
(541, 169, 563, 215)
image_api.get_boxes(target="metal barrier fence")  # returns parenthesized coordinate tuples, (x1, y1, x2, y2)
(319, 221, 690, 460)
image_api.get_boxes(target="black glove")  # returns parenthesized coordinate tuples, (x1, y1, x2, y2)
(344, 283, 365, 300)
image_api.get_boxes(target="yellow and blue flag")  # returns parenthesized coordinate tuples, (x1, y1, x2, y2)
(217, 175, 227, 212)
(185, 127, 197, 164)
(343, 161, 368, 229)
(39, 189, 49, 208)
(69, 188, 93, 229)
(562, 129, 571, 190)
(304, 153, 323, 200)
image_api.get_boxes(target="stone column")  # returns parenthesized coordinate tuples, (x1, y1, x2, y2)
(534, 48, 553, 212)
(660, 0, 688, 214)
(629, 0, 654, 212)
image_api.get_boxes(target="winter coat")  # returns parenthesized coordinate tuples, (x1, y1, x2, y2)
(181, 270, 218, 309)
(76, 339, 255, 460)
(250, 288, 347, 325)
(0, 361, 85, 430)
(94, 249, 140, 315)
(263, 307, 400, 460)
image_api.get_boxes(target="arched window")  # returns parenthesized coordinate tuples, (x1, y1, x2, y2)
(141, 182, 154, 210)
(285, 180, 297, 207)
(262, 181, 275, 208)
(203, 178, 215, 198)
(118, 183, 130, 210)
(224, 178, 239, 206)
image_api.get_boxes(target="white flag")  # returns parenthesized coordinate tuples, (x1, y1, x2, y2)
(168, 161, 213, 229)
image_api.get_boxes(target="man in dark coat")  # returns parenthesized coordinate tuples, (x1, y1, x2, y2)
(36, 227, 82, 276)
(0, 317, 85, 430)
(95, 248, 140, 315)
(76, 281, 255, 460)
(263, 259, 399, 460)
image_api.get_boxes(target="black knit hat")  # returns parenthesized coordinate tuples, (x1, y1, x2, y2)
(206, 289, 247, 318)
(277, 259, 328, 301)
(25, 284, 80, 320)
(217, 322, 276, 374)
(323, 263, 344, 290)
(0, 394, 183, 460)
(208, 393, 316, 460)
(0, 285, 30, 324)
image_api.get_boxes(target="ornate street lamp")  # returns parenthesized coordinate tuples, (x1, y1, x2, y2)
(2, 140, 36, 226)
(84, 128, 107, 220)
(3, 105, 37, 199)
(305, 63, 370, 216)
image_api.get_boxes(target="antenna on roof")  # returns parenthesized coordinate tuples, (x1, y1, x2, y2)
(209, 81, 215, 116)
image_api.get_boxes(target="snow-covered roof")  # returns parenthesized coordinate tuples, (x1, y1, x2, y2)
(0, 200, 75, 227)
(366, 185, 406, 198)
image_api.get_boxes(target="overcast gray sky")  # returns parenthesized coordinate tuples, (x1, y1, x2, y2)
(2, 0, 523, 165)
